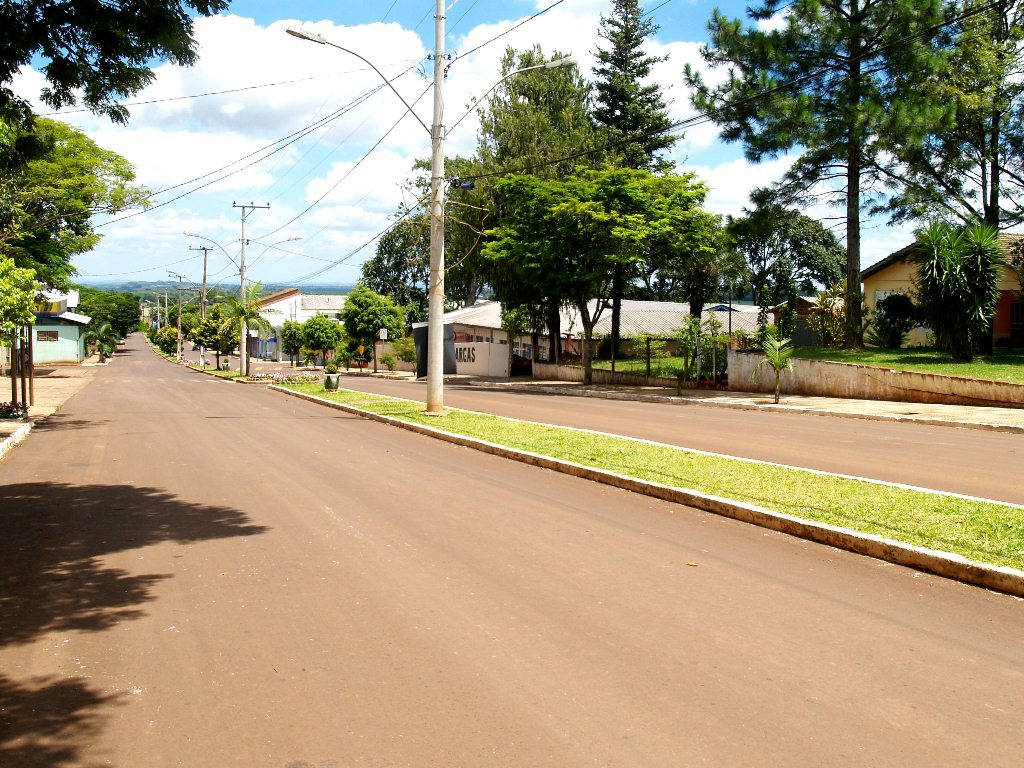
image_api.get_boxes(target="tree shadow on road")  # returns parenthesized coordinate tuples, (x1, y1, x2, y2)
(0, 482, 269, 648)
(0, 673, 119, 768)
(0, 483, 268, 766)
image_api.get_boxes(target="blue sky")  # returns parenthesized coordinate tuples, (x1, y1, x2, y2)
(12, 0, 911, 292)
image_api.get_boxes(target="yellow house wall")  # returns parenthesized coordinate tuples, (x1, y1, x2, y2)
(863, 261, 1022, 345)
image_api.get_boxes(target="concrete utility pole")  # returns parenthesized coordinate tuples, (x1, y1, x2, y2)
(169, 272, 185, 359)
(426, 0, 446, 413)
(189, 245, 212, 366)
(232, 202, 269, 377)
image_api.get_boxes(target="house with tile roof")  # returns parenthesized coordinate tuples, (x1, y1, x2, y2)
(862, 233, 1024, 347)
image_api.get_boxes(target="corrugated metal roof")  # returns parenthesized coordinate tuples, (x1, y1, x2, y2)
(301, 295, 346, 311)
(445, 299, 760, 337)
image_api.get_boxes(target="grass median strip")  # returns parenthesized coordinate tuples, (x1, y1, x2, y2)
(283, 384, 1024, 571)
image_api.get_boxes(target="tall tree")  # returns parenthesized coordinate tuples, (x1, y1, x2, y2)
(476, 45, 598, 358)
(486, 169, 711, 384)
(1, 119, 148, 288)
(0, 257, 38, 377)
(340, 284, 405, 347)
(878, 0, 1024, 230)
(592, 0, 678, 366)
(687, 0, 947, 348)
(0, 0, 229, 124)
(728, 196, 845, 328)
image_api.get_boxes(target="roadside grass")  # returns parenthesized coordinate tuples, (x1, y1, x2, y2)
(591, 357, 685, 378)
(186, 363, 245, 379)
(793, 347, 1024, 383)
(281, 384, 1024, 571)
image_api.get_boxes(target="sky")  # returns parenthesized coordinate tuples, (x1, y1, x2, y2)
(12, 0, 915, 293)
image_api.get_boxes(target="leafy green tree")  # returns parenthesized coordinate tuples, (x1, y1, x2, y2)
(880, 0, 1024, 229)
(0, 257, 38, 375)
(191, 304, 237, 369)
(478, 45, 597, 178)
(280, 320, 304, 367)
(341, 284, 405, 346)
(0, 0, 229, 124)
(362, 217, 429, 316)
(1, 119, 148, 288)
(752, 331, 795, 404)
(83, 320, 118, 360)
(687, 0, 948, 348)
(154, 324, 179, 356)
(728, 195, 845, 335)
(77, 287, 141, 338)
(486, 169, 669, 384)
(301, 314, 343, 366)
(914, 221, 1003, 361)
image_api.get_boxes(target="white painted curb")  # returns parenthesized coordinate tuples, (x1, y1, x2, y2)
(0, 422, 33, 462)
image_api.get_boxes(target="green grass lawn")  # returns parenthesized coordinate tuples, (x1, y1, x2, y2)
(281, 384, 1024, 571)
(792, 347, 1024, 383)
(590, 357, 689, 378)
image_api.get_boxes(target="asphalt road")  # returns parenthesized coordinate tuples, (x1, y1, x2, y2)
(1, 336, 1023, 767)
(328, 375, 1024, 505)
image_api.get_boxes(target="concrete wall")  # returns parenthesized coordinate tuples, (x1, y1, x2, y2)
(453, 342, 509, 377)
(730, 349, 1024, 407)
(533, 362, 677, 388)
(32, 322, 86, 364)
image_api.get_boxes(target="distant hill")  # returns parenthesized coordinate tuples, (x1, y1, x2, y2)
(76, 280, 356, 296)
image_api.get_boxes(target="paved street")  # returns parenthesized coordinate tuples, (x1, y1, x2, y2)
(313, 373, 1024, 505)
(1, 335, 1023, 767)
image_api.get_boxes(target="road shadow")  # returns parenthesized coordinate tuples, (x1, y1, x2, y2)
(0, 482, 268, 648)
(0, 673, 119, 768)
(31, 418, 108, 433)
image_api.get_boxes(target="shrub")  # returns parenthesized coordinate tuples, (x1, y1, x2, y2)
(0, 401, 28, 419)
(154, 325, 180, 355)
(871, 292, 920, 349)
(391, 336, 416, 364)
(381, 353, 397, 372)
(324, 362, 339, 374)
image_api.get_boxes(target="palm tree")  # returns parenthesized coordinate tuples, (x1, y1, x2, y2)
(914, 222, 1002, 362)
(219, 282, 276, 376)
(751, 331, 794, 404)
(84, 321, 119, 361)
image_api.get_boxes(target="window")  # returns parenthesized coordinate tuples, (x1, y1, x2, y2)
(37, 331, 58, 342)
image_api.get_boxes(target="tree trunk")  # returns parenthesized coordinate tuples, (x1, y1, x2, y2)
(610, 265, 622, 372)
(843, 8, 865, 350)
(547, 301, 561, 364)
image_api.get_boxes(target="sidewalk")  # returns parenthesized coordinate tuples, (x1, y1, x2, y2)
(477, 378, 1024, 433)
(0, 362, 101, 442)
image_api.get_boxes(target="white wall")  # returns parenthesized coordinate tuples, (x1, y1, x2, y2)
(453, 342, 508, 377)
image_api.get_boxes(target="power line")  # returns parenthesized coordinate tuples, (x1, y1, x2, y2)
(449, 0, 566, 68)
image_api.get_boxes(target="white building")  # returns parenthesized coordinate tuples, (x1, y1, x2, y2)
(443, 299, 760, 377)
(256, 288, 347, 361)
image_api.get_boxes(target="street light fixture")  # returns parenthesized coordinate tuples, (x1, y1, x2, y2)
(288, 10, 577, 413)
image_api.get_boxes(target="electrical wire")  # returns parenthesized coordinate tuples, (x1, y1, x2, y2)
(449, 0, 566, 69)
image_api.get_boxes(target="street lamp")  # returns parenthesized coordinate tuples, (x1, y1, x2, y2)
(288, 12, 576, 413)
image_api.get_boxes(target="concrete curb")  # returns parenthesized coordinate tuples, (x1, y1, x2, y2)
(488, 383, 1024, 435)
(272, 385, 1024, 598)
(0, 422, 33, 463)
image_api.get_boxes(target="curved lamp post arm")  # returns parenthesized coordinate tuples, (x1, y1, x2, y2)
(446, 58, 577, 136)
(286, 27, 431, 136)
(184, 232, 239, 270)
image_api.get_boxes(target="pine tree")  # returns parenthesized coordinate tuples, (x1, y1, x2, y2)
(686, 0, 948, 349)
(592, 0, 676, 171)
(592, 0, 678, 368)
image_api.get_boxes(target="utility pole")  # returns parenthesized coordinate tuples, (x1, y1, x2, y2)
(426, 0, 446, 413)
(169, 272, 184, 359)
(189, 245, 212, 367)
(233, 202, 269, 377)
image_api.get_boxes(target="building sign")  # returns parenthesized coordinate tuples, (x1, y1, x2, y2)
(454, 346, 476, 363)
